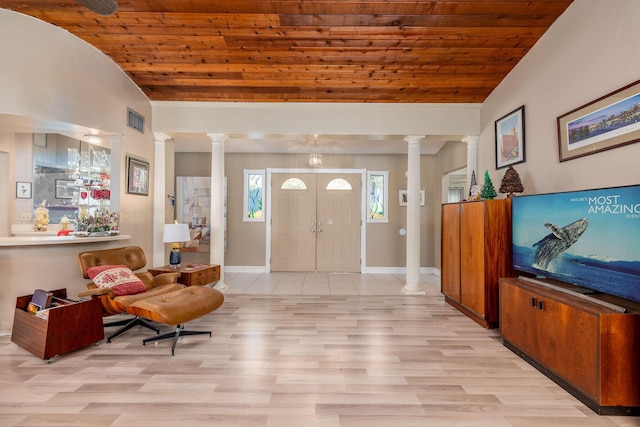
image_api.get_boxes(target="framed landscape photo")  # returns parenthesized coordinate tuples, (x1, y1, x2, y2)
(495, 105, 526, 169)
(557, 79, 640, 162)
(126, 156, 149, 195)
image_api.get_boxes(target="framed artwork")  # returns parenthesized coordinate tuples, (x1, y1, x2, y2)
(176, 175, 228, 253)
(557, 79, 640, 162)
(398, 189, 426, 206)
(495, 105, 526, 169)
(176, 176, 212, 253)
(126, 156, 149, 195)
(55, 179, 75, 199)
(16, 181, 32, 199)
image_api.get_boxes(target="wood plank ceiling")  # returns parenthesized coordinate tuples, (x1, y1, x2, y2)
(2, 0, 573, 103)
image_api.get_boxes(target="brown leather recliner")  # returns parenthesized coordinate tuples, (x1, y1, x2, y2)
(77, 246, 184, 342)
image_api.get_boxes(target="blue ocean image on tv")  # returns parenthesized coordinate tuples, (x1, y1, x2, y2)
(512, 185, 640, 303)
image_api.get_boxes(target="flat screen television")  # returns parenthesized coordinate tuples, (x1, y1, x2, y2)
(511, 184, 640, 304)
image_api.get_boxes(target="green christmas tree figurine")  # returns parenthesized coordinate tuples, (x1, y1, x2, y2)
(481, 170, 497, 200)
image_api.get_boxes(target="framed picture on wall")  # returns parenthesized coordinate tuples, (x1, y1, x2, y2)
(126, 156, 149, 195)
(16, 181, 32, 199)
(557, 79, 640, 162)
(398, 189, 426, 206)
(495, 105, 526, 169)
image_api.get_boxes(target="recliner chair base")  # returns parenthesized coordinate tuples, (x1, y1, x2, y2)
(105, 316, 159, 343)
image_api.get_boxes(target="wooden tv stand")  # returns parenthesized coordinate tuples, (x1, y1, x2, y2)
(11, 288, 104, 363)
(499, 277, 640, 415)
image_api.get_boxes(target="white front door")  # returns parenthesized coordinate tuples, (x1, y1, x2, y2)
(271, 173, 361, 272)
(316, 173, 361, 272)
(271, 173, 317, 272)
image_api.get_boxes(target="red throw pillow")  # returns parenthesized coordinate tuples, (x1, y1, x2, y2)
(86, 264, 147, 296)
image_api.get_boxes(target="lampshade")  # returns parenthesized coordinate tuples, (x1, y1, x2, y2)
(163, 223, 190, 243)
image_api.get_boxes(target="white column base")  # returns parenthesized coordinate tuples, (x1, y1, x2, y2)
(402, 285, 426, 295)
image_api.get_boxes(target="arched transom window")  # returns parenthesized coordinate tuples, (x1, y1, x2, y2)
(281, 178, 307, 190)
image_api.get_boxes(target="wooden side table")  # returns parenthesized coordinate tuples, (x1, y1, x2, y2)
(149, 264, 220, 287)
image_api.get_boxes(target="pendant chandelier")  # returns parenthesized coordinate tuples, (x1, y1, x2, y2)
(308, 134, 322, 167)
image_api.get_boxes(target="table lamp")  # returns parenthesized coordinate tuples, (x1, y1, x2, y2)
(163, 222, 191, 269)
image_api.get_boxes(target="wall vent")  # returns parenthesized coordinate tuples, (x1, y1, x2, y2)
(127, 108, 145, 133)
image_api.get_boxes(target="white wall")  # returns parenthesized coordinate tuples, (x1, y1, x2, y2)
(152, 101, 481, 137)
(0, 9, 155, 331)
(0, 11, 149, 134)
(0, 152, 8, 236)
(479, 0, 640, 193)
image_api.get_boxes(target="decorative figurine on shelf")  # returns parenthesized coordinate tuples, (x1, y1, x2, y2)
(469, 185, 483, 201)
(481, 170, 498, 200)
(108, 212, 120, 235)
(467, 170, 477, 199)
(499, 166, 524, 198)
(78, 205, 88, 221)
(57, 216, 71, 236)
(74, 206, 90, 236)
(33, 200, 50, 231)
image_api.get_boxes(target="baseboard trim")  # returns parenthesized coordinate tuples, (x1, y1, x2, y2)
(225, 266, 441, 275)
(225, 266, 268, 273)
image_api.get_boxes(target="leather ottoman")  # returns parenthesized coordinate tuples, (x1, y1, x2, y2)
(127, 286, 224, 355)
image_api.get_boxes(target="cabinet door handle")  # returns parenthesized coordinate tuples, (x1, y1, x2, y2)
(538, 300, 544, 311)
(531, 297, 537, 307)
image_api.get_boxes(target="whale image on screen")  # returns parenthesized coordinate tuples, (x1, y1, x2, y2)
(512, 185, 640, 303)
(532, 218, 589, 269)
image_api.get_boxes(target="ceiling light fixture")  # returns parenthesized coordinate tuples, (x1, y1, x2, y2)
(309, 134, 322, 167)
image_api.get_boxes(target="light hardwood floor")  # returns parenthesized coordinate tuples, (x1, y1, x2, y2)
(0, 273, 637, 427)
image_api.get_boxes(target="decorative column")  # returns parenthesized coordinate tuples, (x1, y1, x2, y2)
(463, 135, 479, 196)
(403, 135, 425, 294)
(153, 133, 171, 267)
(208, 133, 227, 291)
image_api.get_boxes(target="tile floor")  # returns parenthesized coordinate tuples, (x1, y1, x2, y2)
(223, 271, 443, 296)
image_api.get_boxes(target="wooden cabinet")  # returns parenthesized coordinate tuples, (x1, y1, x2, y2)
(441, 199, 514, 328)
(500, 278, 640, 415)
(11, 289, 104, 363)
